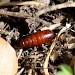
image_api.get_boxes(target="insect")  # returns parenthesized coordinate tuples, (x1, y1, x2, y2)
(19, 30, 54, 48)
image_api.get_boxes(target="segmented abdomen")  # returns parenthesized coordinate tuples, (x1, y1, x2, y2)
(19, 30, 54, 48)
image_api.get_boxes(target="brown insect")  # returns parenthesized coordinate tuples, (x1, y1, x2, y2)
(19, 30, 54, 48)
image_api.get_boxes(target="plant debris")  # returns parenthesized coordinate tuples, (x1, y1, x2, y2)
(0, 0, 75, 75)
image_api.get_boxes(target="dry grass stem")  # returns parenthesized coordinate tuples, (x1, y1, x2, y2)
(43, 38, 57, 75)
(17, 49, 23, 59)
(57, 23, 71, 38)
(17, 68, 24, 75)
(1, 1, 45, 6)
(35, 1, 74, 17)
(28, 69, 32, 75)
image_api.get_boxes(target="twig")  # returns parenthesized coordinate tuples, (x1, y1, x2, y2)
(0, 1, 45, 18)
(1, 1, 45, 6)
(35, 1, 75, 17)
(0, 9, 30, 18)
(17, 49, 23, 59)
(57, 23, 71, 38)
(17, 68, 24, 75)
(0, 1, 75, 18)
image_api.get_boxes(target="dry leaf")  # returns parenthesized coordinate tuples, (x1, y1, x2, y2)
(0, 38, 18, 75)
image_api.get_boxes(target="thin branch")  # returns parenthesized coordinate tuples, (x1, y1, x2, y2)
(0, 9, 30, 18)
(17, 68, 24, 75)
(0, 1, 75, 18)
(1, 1, 45, 6)
(17, 49, 23, 59)
(57, 23, 71, 38)
(35, 1, 75, 17)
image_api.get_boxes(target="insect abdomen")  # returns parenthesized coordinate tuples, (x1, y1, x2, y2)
(19, 30, 54, 48)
